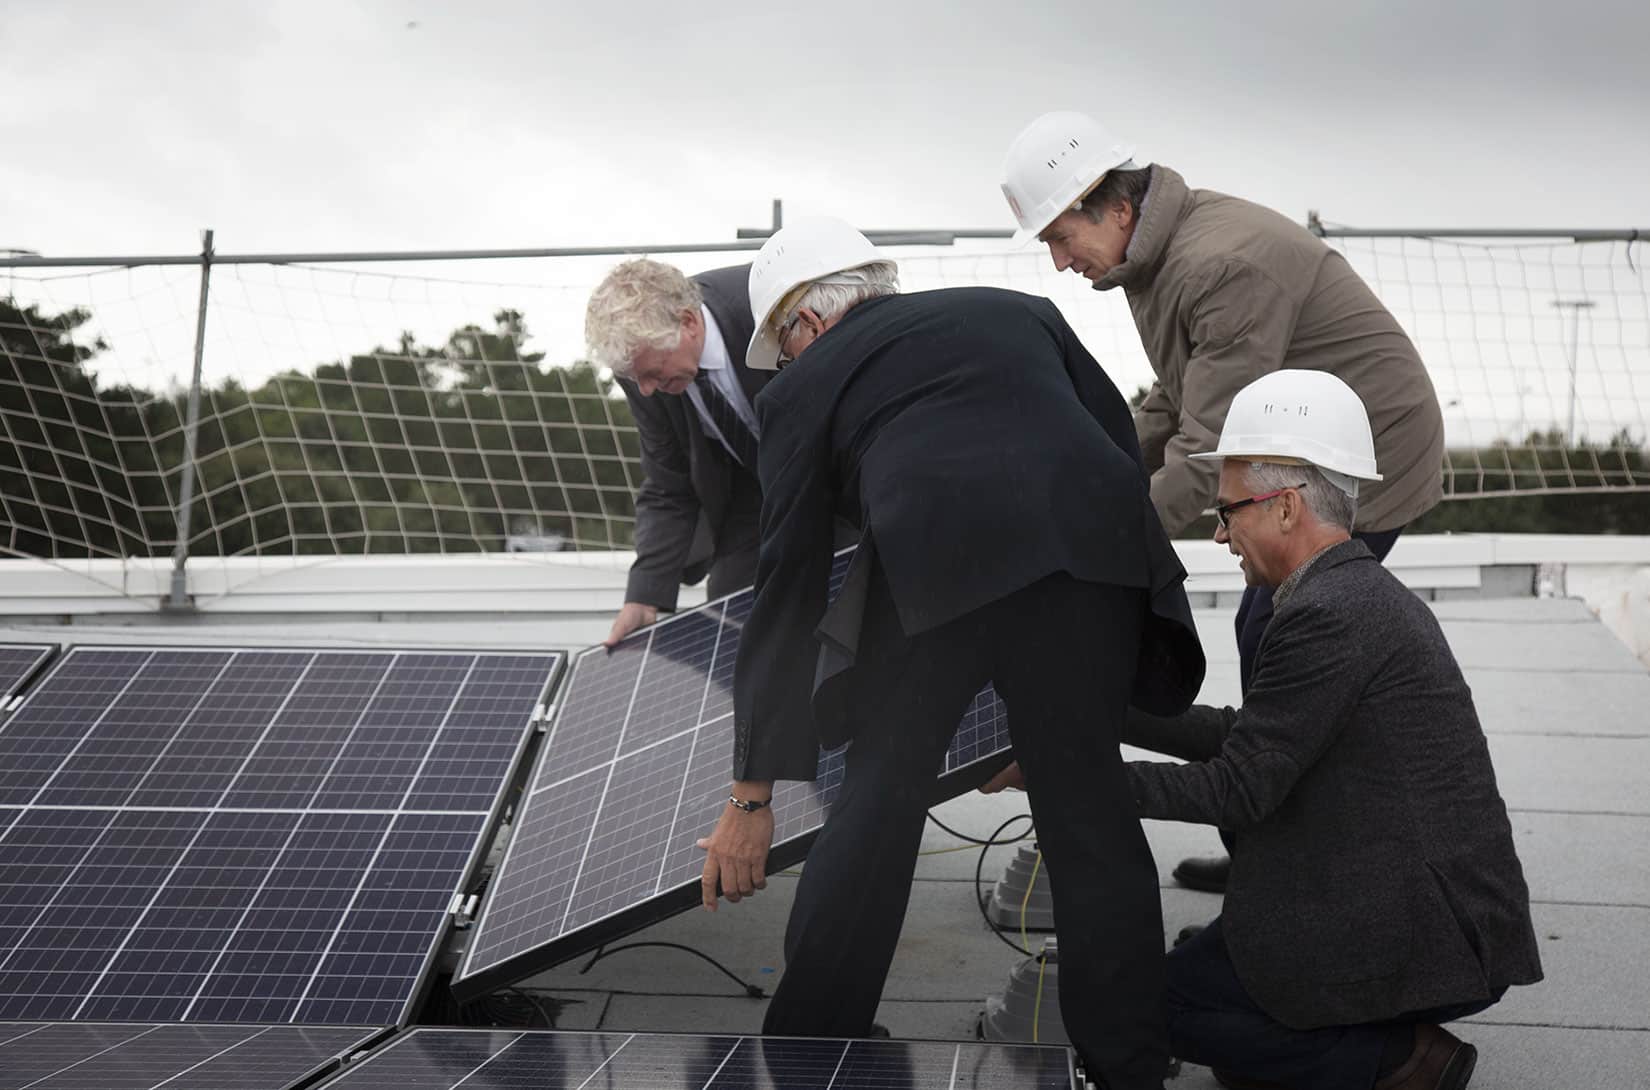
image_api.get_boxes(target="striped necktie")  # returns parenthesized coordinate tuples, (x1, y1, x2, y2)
(693, 373, 760, 470)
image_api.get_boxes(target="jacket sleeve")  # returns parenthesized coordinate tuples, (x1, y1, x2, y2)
(731, 383, 835, 783)
(1122, 703, 1235, 763)
(1124, 596, 1365, 827)
(1150, 260, 1301, 535)
(620, 379, 699, 610)
(1132, 380, 1176, 475)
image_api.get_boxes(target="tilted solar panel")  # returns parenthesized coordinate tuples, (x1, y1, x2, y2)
(0, 643, 54, 706)
(456, 555, 1011, 998)
(312, 1028, 1076, 1090)
(0, 646, 561, 1026)
(0, 1022, 380, 1090)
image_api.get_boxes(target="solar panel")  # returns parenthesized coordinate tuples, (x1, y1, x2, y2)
(312, 1028, 1076, 1090)
(0, 646, 561, 1027)
(456, 554, 1010, 998)
(0, 643, 54, 705)
(0, 1022, 379, 1090)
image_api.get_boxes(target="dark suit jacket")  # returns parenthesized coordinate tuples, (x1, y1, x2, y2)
(732, 287, 1205, 782)
(1125, 540, 1543, 1029)
(618, 264, 767, 609)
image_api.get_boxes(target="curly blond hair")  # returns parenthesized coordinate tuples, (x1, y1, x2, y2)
(584, 259, 703, 375)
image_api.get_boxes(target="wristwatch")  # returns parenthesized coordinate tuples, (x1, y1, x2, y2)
(728, 794, 770, 813)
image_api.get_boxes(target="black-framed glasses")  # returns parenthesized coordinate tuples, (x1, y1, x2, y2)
(774, 314, 802, 368)
(1214, 484, 1307, 530)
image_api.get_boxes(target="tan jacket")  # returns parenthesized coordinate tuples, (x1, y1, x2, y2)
(1097, 166, 1444, 535)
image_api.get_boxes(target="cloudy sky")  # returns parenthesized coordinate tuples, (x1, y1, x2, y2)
(4, 0, 1648, 258)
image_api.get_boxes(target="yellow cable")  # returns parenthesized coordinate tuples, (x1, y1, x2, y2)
(917, 844, 979, 857)
(1032, 947, 1048, 1045)
(1021, 850, 1043, 1043)
(1019, 850, 1041, 952)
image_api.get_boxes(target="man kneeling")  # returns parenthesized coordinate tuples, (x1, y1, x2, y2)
(990, 371, 1542, 1090)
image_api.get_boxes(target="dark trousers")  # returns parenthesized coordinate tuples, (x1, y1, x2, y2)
(762, 571, 1169, 1090)
(1168, 917, 1497, 1090)
(1235, 526, 1405, 695)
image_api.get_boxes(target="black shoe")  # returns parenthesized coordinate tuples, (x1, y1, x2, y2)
(1173, 854, 1230, 893)
(867, 1022, 891, 1039)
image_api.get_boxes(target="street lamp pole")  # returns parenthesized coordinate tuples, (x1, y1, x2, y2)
(1552, 298, 1595, 447)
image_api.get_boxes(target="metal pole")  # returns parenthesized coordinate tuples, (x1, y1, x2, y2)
(0, 247, 38, 299)
(1308, 226, 1646, 242)
(167, 229, 214, 611)
(0, 233, 965, 269)
(1552, 298, 1595, 447)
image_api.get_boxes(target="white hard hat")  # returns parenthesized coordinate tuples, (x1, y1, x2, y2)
(747, 216, 888, 372)
(1189, 369, 1384, 482)
(1001, 111, 1136, 245)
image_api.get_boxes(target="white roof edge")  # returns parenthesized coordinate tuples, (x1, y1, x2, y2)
(0, 535, 1645, 617)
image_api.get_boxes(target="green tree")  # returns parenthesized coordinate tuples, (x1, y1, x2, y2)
(0, 298, 174, 557)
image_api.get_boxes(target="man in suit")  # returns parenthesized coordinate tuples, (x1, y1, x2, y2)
(1002, 112, 1447, 895)
(695, 217, 1205, 1090)
(1004, 370, 1540, 1089)
(584, 260, 767, 646)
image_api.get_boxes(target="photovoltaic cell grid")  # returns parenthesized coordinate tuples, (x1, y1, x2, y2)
(0, 644, 54, 704)
(314, 1028, 1075, 1090)
(0, 1022, 378, 1090)
(457, 553, 1010, 994)
(0, 646, 560, 1027)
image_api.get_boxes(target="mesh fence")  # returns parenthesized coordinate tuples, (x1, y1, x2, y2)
(3, 234, 1647, 570)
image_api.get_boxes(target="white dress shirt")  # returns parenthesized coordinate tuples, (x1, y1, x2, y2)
(685, 305, 761, 461)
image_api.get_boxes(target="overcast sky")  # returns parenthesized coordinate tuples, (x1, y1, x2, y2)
(4, 0, 1648, 258)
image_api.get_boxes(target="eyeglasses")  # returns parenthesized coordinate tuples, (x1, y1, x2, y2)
(774, 314, 802, 368)
(1214, 485, 1306, 530)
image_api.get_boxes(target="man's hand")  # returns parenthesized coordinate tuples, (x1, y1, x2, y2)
(697, 784, 775, 911)
(604, 602, 659, 648)
(978, 760, 1025, 794)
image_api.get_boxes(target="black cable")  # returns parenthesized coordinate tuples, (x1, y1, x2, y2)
(506, 986, 557, 1028)
(926, 808, 1036, 847)
(969, 813, 1037, 956)
(579, 940, 766, 998)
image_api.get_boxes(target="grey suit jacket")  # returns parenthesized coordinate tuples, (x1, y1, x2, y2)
(1125, 539, 1542, 1029)
(617, 265, 765, 610)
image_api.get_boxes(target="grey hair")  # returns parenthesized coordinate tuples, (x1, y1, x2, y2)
(1242, 461, 1358, 531)
(585, 259, 702, 376)
(786, 261, 900, 326)
(1076, 165, 1153, 223)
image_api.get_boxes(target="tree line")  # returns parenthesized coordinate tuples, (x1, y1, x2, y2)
(3, 298, 1646, 561)
(2, 298, 637, 558)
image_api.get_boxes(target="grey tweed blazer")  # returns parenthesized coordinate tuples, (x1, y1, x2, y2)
(1125, 539, 1542, 1029)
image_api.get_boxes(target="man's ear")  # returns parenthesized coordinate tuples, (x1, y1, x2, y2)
(1280, 488, 1304, 531)
(680, 307, 704, 335)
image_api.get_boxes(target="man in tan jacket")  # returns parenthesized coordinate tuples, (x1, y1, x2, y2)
(1002, 112, 1445, 894)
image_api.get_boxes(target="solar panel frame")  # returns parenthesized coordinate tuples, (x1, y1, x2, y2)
(455, 555, 1013, 1000)
(310, 1027, 1077, 1090)
(0, 1021, 384, 1090)
(0, 644, 563, 1028)
(0, 643, 56, 708)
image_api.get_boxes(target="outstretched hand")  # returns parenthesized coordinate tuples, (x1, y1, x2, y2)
(698, 802, 774, 910)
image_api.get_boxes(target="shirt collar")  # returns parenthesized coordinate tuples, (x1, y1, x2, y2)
(1273, 540, 1343, 608)
(697, 305, 729, 372)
